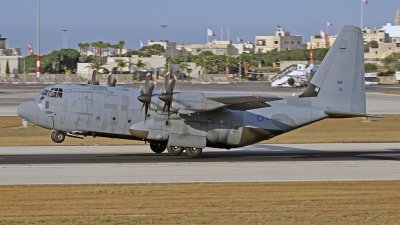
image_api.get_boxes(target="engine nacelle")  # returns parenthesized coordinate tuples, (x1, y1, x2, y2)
(170, 92, 224, 114)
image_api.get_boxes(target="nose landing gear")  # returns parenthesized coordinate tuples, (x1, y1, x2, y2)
(51, 130, 65, 143)
(149, 141, 167, 153)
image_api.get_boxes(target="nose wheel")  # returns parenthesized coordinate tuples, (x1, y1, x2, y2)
(51, 131, 65, 143)
(150, 141, 167, 153)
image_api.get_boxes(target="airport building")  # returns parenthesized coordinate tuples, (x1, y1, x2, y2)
(0, 36, 23, 75)
(364, 9, 400, 60)
(255, 28, 305, 53)
(307, 35, 338, 49)
(177, 39, 252, 56)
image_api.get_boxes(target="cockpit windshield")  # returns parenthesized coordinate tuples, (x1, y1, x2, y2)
(41, 87, 63, 98)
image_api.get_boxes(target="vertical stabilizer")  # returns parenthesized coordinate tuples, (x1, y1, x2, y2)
(300, 26, 365, 113)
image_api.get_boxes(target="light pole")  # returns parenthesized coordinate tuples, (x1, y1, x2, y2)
(61, 29, 68, 48)
(160, 25, 167, 42)
(36, 0, 40, 78)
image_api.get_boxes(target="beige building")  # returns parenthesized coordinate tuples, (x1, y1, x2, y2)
(362, 28, 389, 43)
(148, 41, 182, 57)
(178, 39, 240, 56)
(307, 34, 337, 49)
(255, 29, 305, 53)
(364, 9, 400, 60)
(0, 37, 23, 75)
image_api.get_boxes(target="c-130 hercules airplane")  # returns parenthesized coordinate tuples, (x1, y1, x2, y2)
(18, 26, 379, 157)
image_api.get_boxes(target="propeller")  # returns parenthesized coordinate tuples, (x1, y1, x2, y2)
(137, 72, 155, 120)
(158, 72, 177, 117)
(107, 72, 117, 87)
(87, 68, 100, 85)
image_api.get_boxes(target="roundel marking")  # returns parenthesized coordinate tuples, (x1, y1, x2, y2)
(257, 115, 264, 122)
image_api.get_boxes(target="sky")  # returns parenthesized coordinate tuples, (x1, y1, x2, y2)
(0, 0, 399, 55)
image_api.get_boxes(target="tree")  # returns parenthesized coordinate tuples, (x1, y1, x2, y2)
(47, 50, 64, 73)
(118, 40, 125, 57)
(111, 44, 120, 56)
(116, 59, 129, 74)
(221, 56, 238, 74)
(169, 54, 187, 64)
(364, 63, 378, 72)
(17, 58, 21, 74)
(139, 44, 165, 57)
(382, 53, 400, 72)
(85, 61, 107, 73)
(5, 59, 10, 74)
(177, 62, 190, 80)
(59, 49, 80, 71)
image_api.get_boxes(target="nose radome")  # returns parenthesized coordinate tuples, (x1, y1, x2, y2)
(17, 101, 39, 123)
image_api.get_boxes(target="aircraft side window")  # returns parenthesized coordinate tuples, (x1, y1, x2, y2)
(57, 92, 63, 98)
(45, 101, 49, 109)
(42, 90, 48, 95)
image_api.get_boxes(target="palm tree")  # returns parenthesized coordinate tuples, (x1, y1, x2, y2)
(131, 59, 147, 80)
(85, 61, 107, 71)
(178, 62, 190, 80)
(111, 44, 120, 57)
(221, 56, 238, 74)
(194, 56, 209, 74)
(116, 59, 129, 74)
(118, 40, 125, 57)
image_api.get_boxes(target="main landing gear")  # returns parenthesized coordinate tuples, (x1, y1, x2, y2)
(149, 142, 203, 158)
(51, 130, 65, 143)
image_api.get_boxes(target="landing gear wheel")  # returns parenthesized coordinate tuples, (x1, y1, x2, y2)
(51, 131, 65, 143)
(185, 147, 203, 158)
(150, 141, 167, 154)
(167, 145, 184, 156)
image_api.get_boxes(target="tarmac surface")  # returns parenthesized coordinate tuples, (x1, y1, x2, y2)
(1, 82, 400, 185)
(1, 143, 400, 185)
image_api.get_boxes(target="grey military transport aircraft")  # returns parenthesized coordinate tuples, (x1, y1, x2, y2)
(17, 25, 379, 158)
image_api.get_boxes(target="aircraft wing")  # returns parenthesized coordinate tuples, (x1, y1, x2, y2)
(206, 94, 282, 111)
(324, 110, 384, 118)
(247, 71, 304, 79)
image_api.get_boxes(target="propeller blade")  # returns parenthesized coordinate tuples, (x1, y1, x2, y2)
(111, 77, 117, 87)
(145, 72, 152, 93)
(139, 85, 144, 95)
(165, 72, 170, 92)
(168, 75, 177, 93)
(91, 68, 98, 85)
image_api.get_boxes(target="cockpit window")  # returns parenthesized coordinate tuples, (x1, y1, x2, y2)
(41, 88, 63, 98)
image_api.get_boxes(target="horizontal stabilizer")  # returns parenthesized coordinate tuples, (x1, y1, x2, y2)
(324, 110, 384, 118)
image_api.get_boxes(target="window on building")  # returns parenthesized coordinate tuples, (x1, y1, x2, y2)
(291, 41, 294, 44)
(375, 51, 378, 54)
(297, 41, 300, 44)
(389, 47, 391, 50)
(275, 41, 278, 44)
(219, 49, 224, 53)
(278, 33, 281, 36)
(379, 39, 382, 42)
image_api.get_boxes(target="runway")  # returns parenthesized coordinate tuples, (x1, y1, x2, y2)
(1, 143, 400, 185)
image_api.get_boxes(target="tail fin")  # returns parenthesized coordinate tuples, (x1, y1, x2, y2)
(300, 25, 365, 113)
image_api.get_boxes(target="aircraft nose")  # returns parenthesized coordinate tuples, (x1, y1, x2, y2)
(17, 101, 39, 123)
